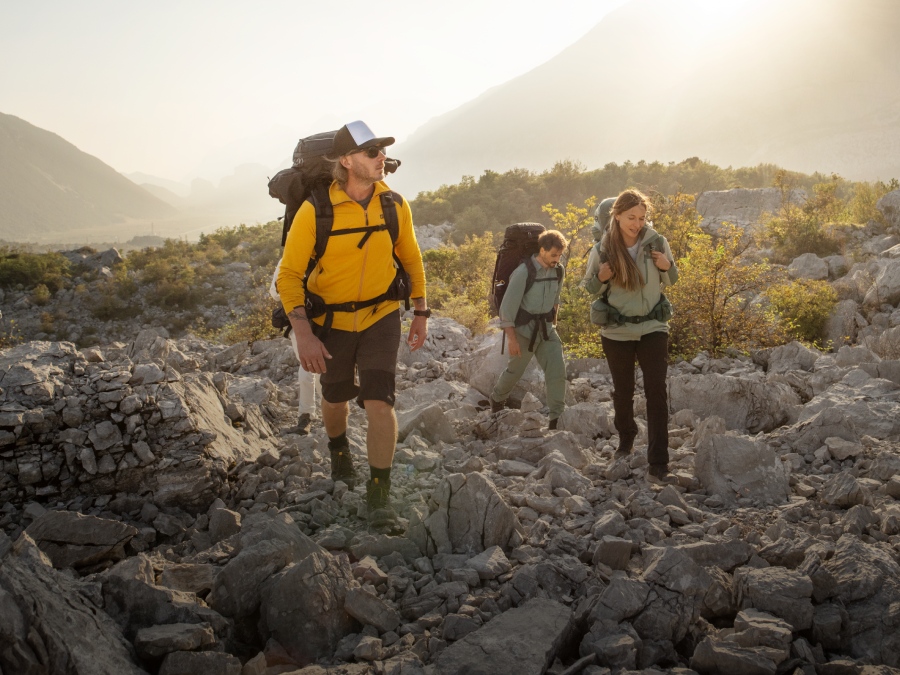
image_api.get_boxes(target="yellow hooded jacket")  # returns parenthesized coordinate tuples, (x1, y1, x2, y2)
(277, 180, 426, 333)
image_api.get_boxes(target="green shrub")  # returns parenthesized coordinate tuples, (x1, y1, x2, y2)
(0, 249, 71, 291)
(32, 284, 51, 306)
(764, 279, 838, 346)
(668, 224, 788, 358)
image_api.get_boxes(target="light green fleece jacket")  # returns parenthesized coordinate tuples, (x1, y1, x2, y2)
(582, 226, 679, 341)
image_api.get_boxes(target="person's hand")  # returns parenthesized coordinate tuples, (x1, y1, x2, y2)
(297, 335, 332, 373)
(507, 334, 521, 357)
(407, 315, 428, 351)
(598, 262, 613, 282)
(651, 251, 671, 271)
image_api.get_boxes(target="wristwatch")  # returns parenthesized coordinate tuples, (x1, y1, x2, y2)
(413, 309, 432, 318)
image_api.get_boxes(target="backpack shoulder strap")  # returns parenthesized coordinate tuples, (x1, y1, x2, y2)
(522, 256, 538, 295)
(380, 191, 402, 244)
(309, 184, 334, 261)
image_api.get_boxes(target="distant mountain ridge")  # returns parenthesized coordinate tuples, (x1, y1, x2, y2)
(390, 0, 900, 196)
(0, 112, 176, 242)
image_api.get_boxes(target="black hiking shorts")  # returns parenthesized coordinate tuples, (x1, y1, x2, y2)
(315, 309, 401, 407)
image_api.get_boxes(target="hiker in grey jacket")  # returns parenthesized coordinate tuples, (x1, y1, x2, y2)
(584, 189, 679, 484)
(490, 230, 569, 430)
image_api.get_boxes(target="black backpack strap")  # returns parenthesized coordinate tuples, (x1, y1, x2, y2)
(309, 184, 334, 261)
(522, 256, 537, 295)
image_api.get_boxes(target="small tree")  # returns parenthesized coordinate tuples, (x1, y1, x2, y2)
(764, 172, 849, 263)
(668, 223, 787, 358)
(650, 191, 704, 260)
(542, 198, 602, 357)
(764, 278, 838, 347)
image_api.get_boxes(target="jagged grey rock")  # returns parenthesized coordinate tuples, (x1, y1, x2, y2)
(736, 566, 814, 631)
(424, 472, 523, 555)
(25, 510, 139, 570)
(133, 622, 215, 660)
(670, 373, 799, 433)
(259, 550, 356, 666)
(435, 598, 574, 675)
(789, 252, 829, 280)
(0, 532, 148, 675)
(694, 419, 789, 507)
(343, 587, 401, 633)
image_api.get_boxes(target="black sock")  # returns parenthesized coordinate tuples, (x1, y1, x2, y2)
(328, 432, 348, 451)
(370, 466, 391, 484)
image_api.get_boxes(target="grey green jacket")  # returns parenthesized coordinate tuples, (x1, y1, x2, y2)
(582, 227, 679, 340)
(499, 256, 564, 335)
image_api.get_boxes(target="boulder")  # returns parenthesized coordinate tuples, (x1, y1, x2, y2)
(0, 532, 146, 675)
(788, 253, 829, 280)
(25, 510, 139, 571)
(424, 473, 523, 555)
(259, 550, 356, 666)
(877, 189, 900, 229)
(435, 598, 574, 675)
(693, 418, 789, 507)
(670, 373, 799, 433)
(736, 566, 814, 631)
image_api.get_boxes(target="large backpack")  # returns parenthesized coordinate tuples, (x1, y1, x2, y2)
(489, 223, 562, 316)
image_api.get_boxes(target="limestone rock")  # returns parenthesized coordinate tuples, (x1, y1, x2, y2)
(424, 473, 523, 555)
(694, 420, 789, 507)
(259, 550, 356, 666)
(435, 598, 574, 675)
(25, 510, 139, 570)
(670, 373, 799, 433)
(0, 532, 146, 675)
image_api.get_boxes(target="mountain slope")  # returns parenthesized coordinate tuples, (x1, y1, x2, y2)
(0, 112, 177, 241)
(391, 0, 900, 196)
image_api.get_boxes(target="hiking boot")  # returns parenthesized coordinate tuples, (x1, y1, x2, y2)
(366, 478, 401, 533)
(647, 464, 676, 485)
(548, 418, 558, 431)
(490, 397, 505, 414)
(613, 432, 635, 460)
(284, 412, 312, 436)
(329, 444, 357, 490)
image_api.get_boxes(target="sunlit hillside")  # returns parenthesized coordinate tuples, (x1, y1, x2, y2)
(391, 0, 900, 196)
(0, 112, 177, 241)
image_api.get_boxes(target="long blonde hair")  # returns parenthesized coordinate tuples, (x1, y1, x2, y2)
(605, 189, 651, 292)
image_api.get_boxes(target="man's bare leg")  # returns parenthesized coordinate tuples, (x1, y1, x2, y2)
(363, 399, 397, 469)
(322, 399, 349, 438)
(323, 400, 355, 488)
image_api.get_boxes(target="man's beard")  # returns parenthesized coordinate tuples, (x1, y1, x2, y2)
(350, 163, 385, 185)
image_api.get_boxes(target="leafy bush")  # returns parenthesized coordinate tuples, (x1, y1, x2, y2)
(667, 224, 788, 358)
(421, 233, 497, 332)
(0, 248, 70, 291)
(764, 279, 838, 346)
(32, 284, 51, 306)
(0, 318, 22, 349)
(199, 286, 279, 345)
(763, 173, 853, 263)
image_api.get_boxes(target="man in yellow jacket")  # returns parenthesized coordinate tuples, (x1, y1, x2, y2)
(278, 121, 428, 533)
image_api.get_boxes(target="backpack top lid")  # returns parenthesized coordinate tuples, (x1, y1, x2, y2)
(292, 130, 338, 167)
(592, 197, 617, 242)
(489, 223, 549, 316)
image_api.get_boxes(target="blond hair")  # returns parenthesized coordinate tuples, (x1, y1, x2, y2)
(606, 189, 652, 292)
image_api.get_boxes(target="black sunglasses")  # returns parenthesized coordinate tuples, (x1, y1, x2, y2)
(353, 146, 386, 159)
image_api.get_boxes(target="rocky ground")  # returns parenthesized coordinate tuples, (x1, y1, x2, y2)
(2, 192, 900, 675)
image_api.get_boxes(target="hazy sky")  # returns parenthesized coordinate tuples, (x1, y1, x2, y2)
(1, 0, 628, 183)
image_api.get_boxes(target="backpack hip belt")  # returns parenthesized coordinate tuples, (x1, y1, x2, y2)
(605, 293, 672, 326)
(304, 188, 410, 338)
(514, 307, 557, 352)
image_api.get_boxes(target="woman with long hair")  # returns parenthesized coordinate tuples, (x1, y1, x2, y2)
(583, 189, 679, 483)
